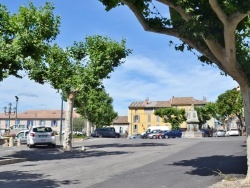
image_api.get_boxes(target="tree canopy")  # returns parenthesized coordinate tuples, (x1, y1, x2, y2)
(99, 0, 250, 180)
(155, 107, 186, 130)
(0, 2, 60, 82)
(216, 87, 244, 128)
(75, 88, 118, 127)
(36, 35, 131, 150)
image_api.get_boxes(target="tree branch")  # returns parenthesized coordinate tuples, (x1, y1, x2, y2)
(156, 0, 191, 21)
(209, 0, 227, 25)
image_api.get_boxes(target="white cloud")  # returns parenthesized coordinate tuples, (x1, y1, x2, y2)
(0, 76, 63, 112)
(104, 54, 238, 115)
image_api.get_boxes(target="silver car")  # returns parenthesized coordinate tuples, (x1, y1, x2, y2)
(213, 130, 226, 137)
(27, 126, 56, 148)
(15, 130, 29, 144)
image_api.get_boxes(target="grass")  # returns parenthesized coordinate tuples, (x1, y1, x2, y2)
(213, 169, 237, 181)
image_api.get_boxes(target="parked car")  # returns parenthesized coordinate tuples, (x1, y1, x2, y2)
(147, 129, 163, 139)
(161, 130, 182, 138)
(199, 129, 212, 137)
(14, 130, 29, 144)
(225, 129, 240, 136)
(213, 130, 226, 137)
(27, 126, 56, 148)
(127, 134, 142, 139)
(91, 128, 120, 138)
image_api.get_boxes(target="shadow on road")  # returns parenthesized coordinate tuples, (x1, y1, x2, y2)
(0, 170, 80, 188)
(87, 142, 170, 149)
(170, 155, 247, 177)
(5, 142, 169, 162)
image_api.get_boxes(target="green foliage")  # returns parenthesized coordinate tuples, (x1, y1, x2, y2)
(216, 88, 244, 119)
(73, 117, 85, 132)
(0, 2, 60, 81)
(155, 107, 186, 130)
(100, 0, 250, 82)
(31, 35, 131, 95)
(194, 102, 218, 128)
(75, 88, 118, 127)
(34, 35, 131, 134)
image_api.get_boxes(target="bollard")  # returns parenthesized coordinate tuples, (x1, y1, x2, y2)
(17, 138, 21, 146)
(9, 136, 14, 147)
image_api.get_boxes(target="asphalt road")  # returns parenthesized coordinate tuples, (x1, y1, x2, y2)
(0, 136, 246, 188)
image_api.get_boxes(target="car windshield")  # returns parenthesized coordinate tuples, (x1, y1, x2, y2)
(33, 127, 52, 132)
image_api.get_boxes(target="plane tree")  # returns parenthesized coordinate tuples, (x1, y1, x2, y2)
(0, 2, 60, 81)
(100, 0, 250, 180)
(75, 87, 118, 128)
(155, 107, 186, 130)
(194, 102, 219, 129)
(216, 88, 244, 129)
(31, 35, 131, 150)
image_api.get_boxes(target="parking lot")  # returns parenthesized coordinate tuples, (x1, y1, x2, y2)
(0, 136, 247, 188)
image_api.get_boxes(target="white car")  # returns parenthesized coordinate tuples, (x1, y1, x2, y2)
(27, 126, 56, 148)
(226, 129, 240, 136)
(15, 130, 29, 144)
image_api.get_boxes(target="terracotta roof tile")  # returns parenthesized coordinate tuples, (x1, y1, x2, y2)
(0, 109, 80, 119)
(170, 96, 206, 105)
(129, 97, 206, 109)
(112, 116, 128, 124)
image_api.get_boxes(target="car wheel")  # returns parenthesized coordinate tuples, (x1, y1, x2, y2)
(99, 134, 103, 138)
(115, 135, 119, 138)
(28, 144, 34, 148)
(51, 144, 56, 148)
(152, 135, 156, 139)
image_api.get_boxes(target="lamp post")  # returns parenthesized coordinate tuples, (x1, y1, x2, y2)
(15, 96, 19, 125)
(3, 103, 16, 129)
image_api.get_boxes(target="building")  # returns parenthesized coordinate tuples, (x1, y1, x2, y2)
(0, 109, 81, 132)
(111, 116, 129, 134)
(128, 96, 208, 135)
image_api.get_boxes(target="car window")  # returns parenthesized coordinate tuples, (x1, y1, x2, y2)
(17, 132, 24, 138)
(33, 127, 52, 132)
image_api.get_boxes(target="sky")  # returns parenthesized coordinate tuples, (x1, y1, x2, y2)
(0, 0, 238, 116)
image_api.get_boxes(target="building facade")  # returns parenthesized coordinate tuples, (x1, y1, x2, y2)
(128, 96, 208, 135)
(0, 109, 81, 132)
(111, 116, 129, 134)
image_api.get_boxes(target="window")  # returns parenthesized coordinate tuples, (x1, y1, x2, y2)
(51, 120, 57, 127)
(134, 115, 140, 123)
(119, 127, 123, 133)
(39, 120, 46, 125)
(5, 120, 8, 128)
(134, 124, 138, 133)
(148, 115, 151, 122)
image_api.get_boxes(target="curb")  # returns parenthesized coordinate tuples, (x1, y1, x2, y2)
(0, 157, 26, 166)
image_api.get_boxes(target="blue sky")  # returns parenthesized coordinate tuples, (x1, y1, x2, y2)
(0, 0, 238, 116)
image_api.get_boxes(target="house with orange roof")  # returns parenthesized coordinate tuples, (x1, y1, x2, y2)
(0, 110, 81, 132)
(128, 96, 211, 135)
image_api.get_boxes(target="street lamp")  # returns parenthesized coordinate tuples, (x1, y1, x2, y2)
(3, 103, 16, 129)
(15, 96, 19, 125)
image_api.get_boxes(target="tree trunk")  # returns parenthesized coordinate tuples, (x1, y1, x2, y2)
(86, 120, 91, 137)
(63, 91, 76, 151)
(240, 85, 250, 182)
